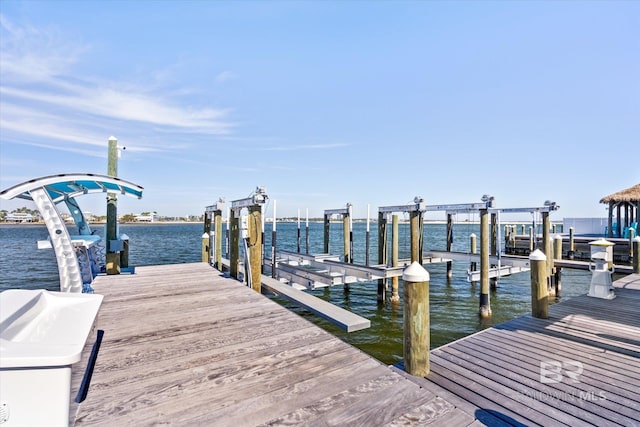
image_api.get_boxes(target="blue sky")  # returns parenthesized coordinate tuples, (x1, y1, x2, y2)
(1, 1, 638, 221)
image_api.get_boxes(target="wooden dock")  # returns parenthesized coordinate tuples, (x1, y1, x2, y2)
(74, 263, 474, 426)
(74, 263, 640, 426)
(402, 273, 640, 426)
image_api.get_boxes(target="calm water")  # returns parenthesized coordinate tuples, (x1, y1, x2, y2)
(0, 222, 595, 365)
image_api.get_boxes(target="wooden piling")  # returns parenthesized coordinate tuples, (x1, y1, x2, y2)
(490, 213, 498, 257)
(201, 232, 209, 263)
(271, 201, 276, 279)
(229, 209, 239, 280)
(403, 261, 430, 377)
(569, 227, 575, 260)
(391, 214, 400, 303)
(542, 211, 552, 295)
(214, 209, 223, 270)
(365, 205, 371, 266)
(120, 236, 129, 268)
(629, 228, 636, 261)
(479, 208, 491, 318)
(633, 236, 640, 274)
(530, 249, 549, 319)
(528, 226, 534, 252)
(446, 213, 453, 279)
(377, 211, 387, 302)
(469, 233, 477, 284)
(553, 235, 563, 297)
(323, 213, 330, 254)
(343, 207, 351, 263)
(106, 136, 120, 275)
(202, 212, 211, 263)
(297, 209, 301, 253)
(248, 204, 263, 292)
(305, 208, 309, 255)
(410, 210, 422, 264)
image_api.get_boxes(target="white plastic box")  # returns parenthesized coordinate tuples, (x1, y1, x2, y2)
(0, 289, 103, 426)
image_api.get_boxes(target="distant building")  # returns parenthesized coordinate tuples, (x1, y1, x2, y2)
(135, 213, 158, 222)
(4, 212, 35, 222)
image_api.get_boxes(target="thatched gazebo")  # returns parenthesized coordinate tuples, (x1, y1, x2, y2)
(600, 183, 640, 238)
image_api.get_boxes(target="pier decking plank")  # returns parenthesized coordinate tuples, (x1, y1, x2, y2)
(419, 274, 640, 427)
(74, 263, 469, 426)
(75, 264, 640, 426)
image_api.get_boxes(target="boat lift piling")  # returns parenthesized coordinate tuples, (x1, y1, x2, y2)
(204, 198, 225, 270)
(227, 187, 268, 292)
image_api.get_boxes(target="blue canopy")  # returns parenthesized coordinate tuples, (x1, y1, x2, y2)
(0, 173, 143, 203)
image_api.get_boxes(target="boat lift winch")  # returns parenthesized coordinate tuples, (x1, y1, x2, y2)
(0, 174, 144, 293)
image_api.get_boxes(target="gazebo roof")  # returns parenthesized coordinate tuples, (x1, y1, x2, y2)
(599, 183, 640, 204)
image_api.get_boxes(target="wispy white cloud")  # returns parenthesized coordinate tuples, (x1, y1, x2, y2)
(0, 14, 85, 82)
(0, 15, 235, 156)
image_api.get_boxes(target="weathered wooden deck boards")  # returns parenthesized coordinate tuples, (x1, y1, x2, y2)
(74, 262, 480, 426)
(403, 273, 640, 427)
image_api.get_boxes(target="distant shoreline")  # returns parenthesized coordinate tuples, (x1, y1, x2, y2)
(1, 218, 564, 227)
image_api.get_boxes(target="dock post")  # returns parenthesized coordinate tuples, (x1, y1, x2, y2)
(203, 211, 212, 263)
(470, 233, 477, 285)
(323, 213, 330, 254)
(377, 211, 388, 302)
(530, 249, 549, 319)
(305, 208, 309, 254)
(365, 204, 371, 266)
(490, 213, 498, 257)
(229, 209, 239, 280)
(479, 208, 491, 318)
(553, 235, 563, 297)
(271, 201, 276, 279)
(391, 214, 400, 303)
(633, 236, 640, 274)
(629, 228, 636, 262)
(542, 211, 552, 295)
(446, 213, 453, 279)
(529, 226, 534, 252)
(569, 227, 575, 260)
(248, 204, 263, 292)
(403, 261, 430, 377)
(214, 209, 223, 270)
(201, 232, 209, 263)
(490, 213, 498, 289)
(297, 209, 301, 253)
(343, 203, 352, 263)
(120, 236, 129, 268)
(106, 136, 121, 275)
(410, 210, 422, 264)
(304, 208, 309, 255)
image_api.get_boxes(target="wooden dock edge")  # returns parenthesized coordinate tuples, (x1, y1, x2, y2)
(260, 274, 371, 332)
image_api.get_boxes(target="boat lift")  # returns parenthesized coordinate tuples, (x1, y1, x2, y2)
(0, 174, 144, 293)
(270, 196, 560, 291)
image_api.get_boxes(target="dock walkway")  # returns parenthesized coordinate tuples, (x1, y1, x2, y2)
(403, 273, 640, 426)
(75, 263, 640, 426)
(74, 263, 474, 426)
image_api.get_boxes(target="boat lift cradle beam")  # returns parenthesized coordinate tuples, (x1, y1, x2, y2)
(0, 173, 143, 293)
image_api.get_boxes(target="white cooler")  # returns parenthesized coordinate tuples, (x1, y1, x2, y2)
(0, 289, 103, 426)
